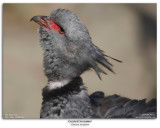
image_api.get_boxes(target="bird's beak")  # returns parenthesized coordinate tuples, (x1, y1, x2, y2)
(30, 16, 50, 28)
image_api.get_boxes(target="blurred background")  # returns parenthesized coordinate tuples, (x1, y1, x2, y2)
(3, 4, 156, 118)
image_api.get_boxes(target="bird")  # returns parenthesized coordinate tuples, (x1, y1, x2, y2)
(30, 8, 156, 119)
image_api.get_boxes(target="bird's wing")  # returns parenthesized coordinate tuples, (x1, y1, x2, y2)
(89, 92, 157, 118)
(104, 98, 157, 118)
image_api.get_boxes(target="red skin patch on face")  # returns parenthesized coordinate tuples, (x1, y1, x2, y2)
(42, 20, 65, 35)
(49, 21, 60, 31)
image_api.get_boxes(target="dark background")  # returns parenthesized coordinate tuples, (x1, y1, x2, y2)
(3, 4, 156, 118)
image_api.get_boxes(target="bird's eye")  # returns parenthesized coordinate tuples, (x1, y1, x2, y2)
(59, 27, 65, 35)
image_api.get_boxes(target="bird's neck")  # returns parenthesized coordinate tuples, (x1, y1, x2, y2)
(47, 79, 71, 90)
(42, 77, 84, 100)
(43, 49, 64, 80)
(40, 77, 94, 118)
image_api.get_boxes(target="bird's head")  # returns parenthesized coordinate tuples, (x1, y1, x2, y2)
(30, 8, 120, 81)
(30, 9, 93, 81)
(30, 9, 90, 50)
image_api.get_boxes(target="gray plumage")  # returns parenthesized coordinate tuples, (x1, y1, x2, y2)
(31, 8, 112, 118)
(36, 9, 120, 81)
(31, 9, 156, 119)
(90, 92, 157, 118)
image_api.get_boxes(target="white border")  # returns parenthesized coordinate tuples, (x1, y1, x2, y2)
(0, 1, 159, 128)
(0, 0, 159, 3)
